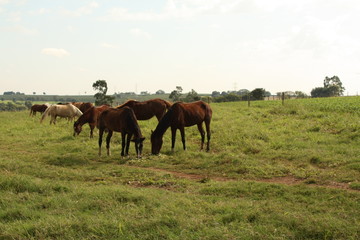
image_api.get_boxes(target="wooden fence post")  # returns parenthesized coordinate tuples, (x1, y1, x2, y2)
(282, 92, 285, 105)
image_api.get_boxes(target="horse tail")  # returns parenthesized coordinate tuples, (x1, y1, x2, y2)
(40, 106, 51, 123)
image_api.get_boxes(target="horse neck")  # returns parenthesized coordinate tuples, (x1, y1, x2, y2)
(153, 109, 172, 137)
(126, 110, 143, 138)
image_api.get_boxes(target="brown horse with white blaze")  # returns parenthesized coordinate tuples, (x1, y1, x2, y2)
(73, 105, 110, 138)
(116, 98, 172, 121)
(98, 107, 145, 158)
(151, 101, 212, 155)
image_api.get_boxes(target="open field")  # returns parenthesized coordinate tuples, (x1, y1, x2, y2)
(0, 97, 360, 239)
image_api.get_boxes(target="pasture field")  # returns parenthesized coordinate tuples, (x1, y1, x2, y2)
(0, 97, 360, 239)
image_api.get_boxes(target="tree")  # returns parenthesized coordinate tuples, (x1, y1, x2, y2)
(251, 88, 266, 100)
(311, 75, 345, 98)
(295, 91, 308, 98)
(323, 76, 345, 96)
(92, 80, 115, 106)
(156, 90, 165, 95)
(169, 86, 183, 101)
(211, 91, 220, 97)
(184, 89, 200, 102)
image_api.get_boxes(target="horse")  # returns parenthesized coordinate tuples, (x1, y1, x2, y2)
(41, 103, 83, 124)
(116, 98, 172, 121)
(72, 102, 94, 114)
(98, 107, 145, 158)
(151, 101, 212, 155)
(29, 104, 48, 116)
(73, 105, 110, 138)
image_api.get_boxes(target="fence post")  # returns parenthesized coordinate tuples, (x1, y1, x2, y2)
(282, 92, 285, 105)
(248, 93, 251, 107)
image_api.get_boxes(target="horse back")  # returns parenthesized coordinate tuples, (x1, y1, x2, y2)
(174, 101, 212, 127)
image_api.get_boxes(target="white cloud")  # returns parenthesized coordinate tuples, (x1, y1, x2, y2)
(41, 48, 70, 57)
(7, 11, 22, 22)
(29, 8, 50, 15)
(100, 0, 255, 21)
(2, 25, 37, 34)
(101, 43, 119, 49)
(60, 1, 98, 17)
(130, 28, 152, 40)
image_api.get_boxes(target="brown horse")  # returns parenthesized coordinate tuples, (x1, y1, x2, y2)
(72, 102, 94, 114)
(98, 107, 145, 158)
(73, 105, 110, 138)
(29, 104, 48, 116)
(151, 101, 212, 155)
(116, 98, 172, 121)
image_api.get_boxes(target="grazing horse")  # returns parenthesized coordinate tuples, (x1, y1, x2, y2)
(29, 104, 48, 116)
(73, 105, 110, 138)
(151, 101, 212, 155)
(98, 107, 145, 158)
(116, 98, 172, 121)
(41, 104, 83, 125)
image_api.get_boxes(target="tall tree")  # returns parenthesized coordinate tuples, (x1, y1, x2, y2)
(92, 80, 114, 106)
(323, 76, 345, 96)
(311, 75, 345, 98)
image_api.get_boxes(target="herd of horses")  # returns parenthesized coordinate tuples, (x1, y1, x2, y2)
(31, 99, 212, 158)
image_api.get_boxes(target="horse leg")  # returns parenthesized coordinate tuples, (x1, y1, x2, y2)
(205, 120, 211, 152)
(180, 127, 186, 151)
(125, 133, 132, 156)
(98, 129, 104, 156)
(121, 132, 126, 156)
(197, 123, 205, 150)
(106, 130, 113, 156)
(89, 123, 95, 138)
(171, 127, 177, 152)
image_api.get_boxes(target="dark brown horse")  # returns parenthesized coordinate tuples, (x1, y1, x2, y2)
(73, 105, 110, 138)
(116, 98, 172, 121)
(29, 104, 48, 116)
(98, 107, 145, 158)
(151, 101, 212, 155)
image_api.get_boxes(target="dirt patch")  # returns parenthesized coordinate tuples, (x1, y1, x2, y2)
(129, 166, 358, 192)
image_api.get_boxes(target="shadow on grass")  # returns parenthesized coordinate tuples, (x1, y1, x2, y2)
(46, 155, 89, 167)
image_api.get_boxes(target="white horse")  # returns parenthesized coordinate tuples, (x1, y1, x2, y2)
(41, 103, 83, 124)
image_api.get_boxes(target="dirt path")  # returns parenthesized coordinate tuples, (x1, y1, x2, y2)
(129, 165, 357, 192)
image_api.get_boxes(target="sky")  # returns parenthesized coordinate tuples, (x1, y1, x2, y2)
(1, 0, 360, 96)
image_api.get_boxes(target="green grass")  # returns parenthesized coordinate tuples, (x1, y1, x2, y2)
(0, 97, 360, 239)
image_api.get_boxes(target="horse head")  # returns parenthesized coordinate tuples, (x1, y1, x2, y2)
(131, 137, 145, 158)
(151, 130, 163, 155)
(73, 121, 82, 136)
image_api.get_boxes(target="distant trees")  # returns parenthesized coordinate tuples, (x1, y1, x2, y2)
(251, 88, 266, 100)
(169, 86, 183, 101)
(156, 90, 165, 95)
(92, 80, 115, 106)
(311, 76, 345, 98)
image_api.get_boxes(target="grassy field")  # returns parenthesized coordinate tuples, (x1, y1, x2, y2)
(0, 97, 359, 239)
